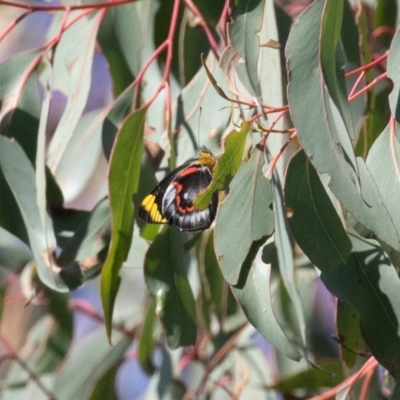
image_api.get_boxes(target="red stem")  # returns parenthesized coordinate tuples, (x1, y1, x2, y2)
(348, 72, 387, 101)
(345, 51, 388, 77)
(182, 0, 219, 57)
(0, 9, 31, 42)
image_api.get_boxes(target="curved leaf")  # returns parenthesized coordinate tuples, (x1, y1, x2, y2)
(320, 0, 354, 139)
(144, 226, 196, 348)
(285, 150, 352, 273)
(286, 0, 400, 250)
(48, 12, 103, 170)
(272, 164, 306, 347)
(53, 328, 131, 400)
(366, 122, 400, 236)
(194, 122, 249, 209)
(0, 135, 65, 291)
(215, 145, 274, 285)
(232, 245, 300, 361)
(228, 0, 265, 99)
(388, 25, 400, 122)
(321, 234, 400, 383)
(101, 109, 145, 341)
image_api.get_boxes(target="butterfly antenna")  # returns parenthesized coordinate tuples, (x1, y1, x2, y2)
(197, 107, 202, 152)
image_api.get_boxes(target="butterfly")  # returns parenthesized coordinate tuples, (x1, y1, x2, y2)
(138, 147, 218, 231)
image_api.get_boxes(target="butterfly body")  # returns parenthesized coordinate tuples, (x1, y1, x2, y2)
(138, 148, 218, 231)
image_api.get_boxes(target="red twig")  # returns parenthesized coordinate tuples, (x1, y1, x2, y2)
(0, 9, 31, 42)
(264, 131, 297, 177)
(308, 357, 379, 400)
(142, 0, 180, 110)
(218, 0, 230, 36)
(345, 52, 388, 77)
(348, 71, 387, 101)
(71, 298, 136, 339)
(0, 333, 56, 399)
(183, 0, 219, 57)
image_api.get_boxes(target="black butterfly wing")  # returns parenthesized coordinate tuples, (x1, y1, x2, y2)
(161, 165, 218, 231)
(138, 161, 193, 225)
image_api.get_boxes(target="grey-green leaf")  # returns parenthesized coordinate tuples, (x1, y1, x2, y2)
(286, 0, 400, 250)
(321, 234, 400, 383)
(285, 150, 352, 272)
(215, 146, 274, 285)
(144, 226, 196, 349)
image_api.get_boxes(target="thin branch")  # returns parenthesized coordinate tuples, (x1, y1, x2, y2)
(0, 334, 56, 399)
(348, 72, 387, 102)
(71, 299, 136, 339)
(0, 9, 31, 42)
(345, 52, 388, 78)
(264, 131, 297, 178)
(182, 0, 219, 58)
(308, 357, 379, 400)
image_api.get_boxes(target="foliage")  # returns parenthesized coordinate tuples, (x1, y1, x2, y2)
(0, 0, 399, 398)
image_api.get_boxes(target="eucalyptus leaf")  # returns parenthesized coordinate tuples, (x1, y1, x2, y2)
(101, 109, 145, 340)
(321, 233, 400, 383)
(285, 150, 352, 272)
(215, 145, 275, 285)
(48, 12, 103, 170)
(144, 226, 196, 348)
(286, 0, 400, 250)
(0, 135, 66, 291)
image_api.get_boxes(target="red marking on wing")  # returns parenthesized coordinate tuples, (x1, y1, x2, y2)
(172, 182, 195, 213)
(176, 166, 198, 178)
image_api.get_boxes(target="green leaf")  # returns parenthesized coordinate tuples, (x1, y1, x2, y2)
(232, 239, 300, 361)
(173, 52, 232, 166)
(287, 0, 400, 250)
(366, 122, 400, 237)
(53, 328, 131, 400)
(194, 122, 249, 209)
(228, 0, 265, 99)
(101, 109, 145, 341)
(55, 108, 108, 197)
(0, 50, 41, 100)
(198, 230, 234, 331)
(138, 299, 157, 375)
(88, 364, 119, 400)
(355, 86, 391, 157)
(0, 135, 66, 291)
(341, 0, 360, 66)
(144, 226, 196, 348)
(102, 85, 135, 161)
(271, 163, 306, 347)
(48, 12, 103, 170)
(388, 25, 400, 122)
(336, 300, 363, 369)
(58, 198, 111, 289)
(36, 66, 52, 234)
(320, 0, 355, 139)
(215, 145, 275, 285)
(321, 233, 400, 383)
(98, 8, 134, 97)
(285, 150, 352, 272)
(375, 0, 397, 48)
(34, 290, 73, 374)
(270, 360, 343, 392)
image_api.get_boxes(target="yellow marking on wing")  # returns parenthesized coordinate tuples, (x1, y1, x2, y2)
(141, 194, 167, 223)
(142, 194, 156, 210)
(150, 203, 167, 223)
